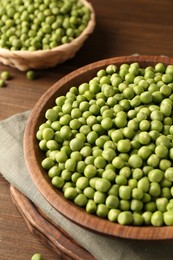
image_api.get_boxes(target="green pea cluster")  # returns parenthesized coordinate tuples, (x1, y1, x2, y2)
(37, 62, 173, 226)
(0, 0, 91, 51)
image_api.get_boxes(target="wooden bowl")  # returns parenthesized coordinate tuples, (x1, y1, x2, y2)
(0, 0, 95, 71)
(24, 55, 173, 240)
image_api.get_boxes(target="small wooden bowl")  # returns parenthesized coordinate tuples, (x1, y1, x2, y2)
(24, 55, 173, 240)
(0, 0, 95, 71)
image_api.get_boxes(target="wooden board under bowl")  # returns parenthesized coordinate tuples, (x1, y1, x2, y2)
(24, 55, 173, 240)
(10, 186, 94, 260)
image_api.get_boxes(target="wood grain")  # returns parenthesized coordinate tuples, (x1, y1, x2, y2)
(24, 55, 173, 240)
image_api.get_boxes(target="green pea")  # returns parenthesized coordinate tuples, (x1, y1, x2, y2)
(76, 176, 89, 190)
(148, 169, 164, 183)
(1, 70, 11, 80)
(142, 211, 152, 225)
(137, 177, 150, 192)
(26, 70, 37, 80)
(119, 185, 132, 200)
(117, 139, 131, 153)
(31, 253, 43, 260)
(111, 129, 124, 142)
(117, 211, 133, 225)
(132, 187, 144, 200)
(112, 156, 125, 169)
(96, 204, 109, 218)
(41, 157, 54, 170)
(149, 182, 161, 197)
(95, 178, 111, 193)
(162, 73, 173, 83)
(156, 198, 168, 212)
(108, 209, 121, 222)
(74, 193, 88, 207)
(64, 187, 78, 200)
(94, 191, 106, 204)
(86, 199, 97, 214)
(147, 154, 160, 168)
(133, 212, 144, 226)
(151, 211, 163, 227)
(115, 175, 127, 185)
(128, 154, 143, 168)
(108, 184, 119, 196)
(165, 168, 173, 182)
(164, 211, 173, 226)
(102, 169, 116, 182)
(48, 165, 61, 178)
(52, 176, 64, 189)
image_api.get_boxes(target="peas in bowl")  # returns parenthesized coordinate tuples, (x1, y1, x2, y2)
(24, 55, 173, 239)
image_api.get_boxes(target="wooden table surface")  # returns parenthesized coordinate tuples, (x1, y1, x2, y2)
(1, 1, 173, 259)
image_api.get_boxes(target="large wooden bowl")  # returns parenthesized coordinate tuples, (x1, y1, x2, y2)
(24, 55, 173, 240)
(0, 0, 95, 71)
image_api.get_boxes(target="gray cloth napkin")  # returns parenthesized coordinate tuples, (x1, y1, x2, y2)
(0, 111, 173, 260)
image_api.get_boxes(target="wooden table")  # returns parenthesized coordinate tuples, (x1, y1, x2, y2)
(1, 1, 173, 259)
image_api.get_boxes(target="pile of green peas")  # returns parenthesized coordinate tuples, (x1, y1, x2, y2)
(37, 61, 173, 226)
(0, 0, 91, 51)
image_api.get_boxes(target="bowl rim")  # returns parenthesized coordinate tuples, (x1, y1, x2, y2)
(24, 55, 173, 240)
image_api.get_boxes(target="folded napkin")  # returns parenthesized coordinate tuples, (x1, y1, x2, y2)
(1, 111, 173, 260)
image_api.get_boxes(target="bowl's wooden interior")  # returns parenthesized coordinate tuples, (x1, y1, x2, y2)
(24, 55, 173, 239)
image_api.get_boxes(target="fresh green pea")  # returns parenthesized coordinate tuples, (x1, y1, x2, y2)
(151, 211, 163, 227)
(64, 187, 78, 200)
(48, 165, 61, 178)
(142, 211, 152, 225)
(94, 191, 106, 204)
(115, 175, 127, 185)
(76, 176, 89, 190)
(145, 201, 157, 212)
(137, 177, 150, 192)
(1, 70, 11, 80)
(156, 198, 168, 212)
(108, 184, 119, 196)
(105, 195, 119, 209)
(52, 176, 64, 189)
(41, 157, 54, 170)
(26, 70, 37, 80)
(128, 179, 137, 189)
(95, 178, 111, 193)
(148, 169, 164, 183)
(31, 253, 43, 260)
(164, 211, 173, 226)
(117, 139, 131, 153)
(165, 168, 173, 182)
(61, 169, 72, 181)
(96, 204, 109, 218)
(133, 212, 144, 226)
(128, 154, 143, 168)
(108, 209, 121, 222)
(112, 156, 125, 169)
(119, 199, 130, 211)
(147, 154, 160, 168)
(74, 193, 88, 207)
(102, 169, 116, 182)
(117, 211, 133, 225)
(137, 146, 152, 160)
(119, 185, 132, 200)
(149, 182, 161, 197)
(86, 199, 97, 214)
